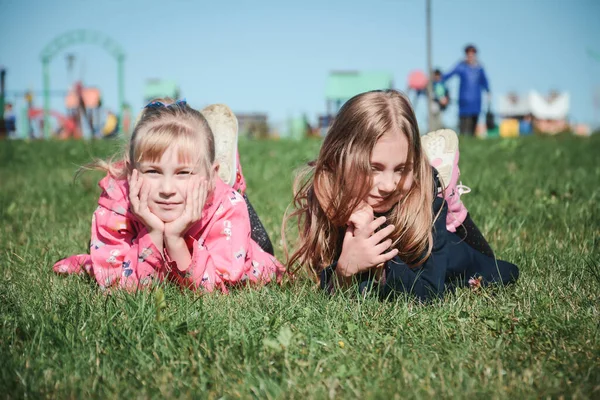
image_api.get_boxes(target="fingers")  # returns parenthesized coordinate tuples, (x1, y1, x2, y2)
(198, 179, 208, 210)
(361, 203, 374, 219)
(370, 223, 395, 244)
(348, 202, 374, 226)
(128, 169, 141, 208)
(353, 215, 383, 239)
(182, 178, 203, 224)
(127, 168, 137, 187)
(139, 179, 150, 212)
(355, 201, 373, 215)
(182, 179, 194, 222)
(191, 179, 199, 221)
(192, 179, 201, 221)
(344, 225, 355, 241)
(375, 248, 399, 264)
(196, 179, 207, 220)
(360, 215, 387, 237)
(373, 238, 393, 255)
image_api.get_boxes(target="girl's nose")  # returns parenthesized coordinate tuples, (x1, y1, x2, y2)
(379, 173, 397, 193)
(159, 177, 176, 197)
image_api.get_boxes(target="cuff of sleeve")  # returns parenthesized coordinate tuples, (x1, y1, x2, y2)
(319, 261, 337, 293)
(136, 229, 164, 266)
(162, 248, 178, 273)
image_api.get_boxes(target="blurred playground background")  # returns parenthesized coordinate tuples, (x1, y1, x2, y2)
(1, 0, 599, 140)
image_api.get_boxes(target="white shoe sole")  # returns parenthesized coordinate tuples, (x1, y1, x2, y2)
(201, 104, 238, 186)
(421, 128, 459, 189)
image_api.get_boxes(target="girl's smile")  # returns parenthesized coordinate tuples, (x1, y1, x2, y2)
(155, 201, 183, 210)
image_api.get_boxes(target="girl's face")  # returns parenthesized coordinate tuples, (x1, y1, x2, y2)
(366, 132, 414, 213)
(137, 145, 214, 222)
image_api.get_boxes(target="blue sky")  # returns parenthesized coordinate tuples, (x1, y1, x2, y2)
(1, 0, 599, 131)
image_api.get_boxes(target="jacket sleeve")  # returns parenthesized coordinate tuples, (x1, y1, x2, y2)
(89, 206, 164, 290)
(442, 63, 461, 82)
(480, 67, 490, 92)
(179, 191, 278, 292)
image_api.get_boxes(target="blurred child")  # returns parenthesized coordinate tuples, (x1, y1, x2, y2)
(519, 113, 533, 135)
(433, 69, 450, 111)
(286, 90, 518, 301)
(431, 69, 449, 131)
(53, 99, 283, 292)
(4, 102, 16, 139)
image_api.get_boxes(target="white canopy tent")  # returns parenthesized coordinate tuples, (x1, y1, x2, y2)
(498, 91, 570, 120)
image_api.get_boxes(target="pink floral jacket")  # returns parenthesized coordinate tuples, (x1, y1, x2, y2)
(53, 174, 284, 292)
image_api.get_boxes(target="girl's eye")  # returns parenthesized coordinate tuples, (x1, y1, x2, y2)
(145, 169, 159, 174)
(178, 171, 192, 175)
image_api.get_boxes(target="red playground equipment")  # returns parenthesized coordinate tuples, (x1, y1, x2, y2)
(23, 81, 102, 139)
(27, 108, 79, 139)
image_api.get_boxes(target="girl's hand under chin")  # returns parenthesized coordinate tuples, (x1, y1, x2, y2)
(164, 178, 208, 240)
(128, 169, 165, 234)
(336, 212, 399, 281)
(347, 202, 374, 238)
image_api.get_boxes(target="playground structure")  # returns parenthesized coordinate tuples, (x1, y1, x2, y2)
(315, 70, 394, 136)
(9, 81, 122, 139)
(144, 79, 180, 103)
(324, 70, 394, 114)
(0, 30, 129, 139)
(38, 30, 127, 138)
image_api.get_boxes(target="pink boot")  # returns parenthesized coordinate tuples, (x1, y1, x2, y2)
(421, 129, 471, 232)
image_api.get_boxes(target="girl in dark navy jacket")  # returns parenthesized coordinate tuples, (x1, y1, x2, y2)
(286, 90, 518, 301)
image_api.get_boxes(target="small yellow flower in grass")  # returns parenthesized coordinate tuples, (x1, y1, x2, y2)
(338, 341, 345, 349)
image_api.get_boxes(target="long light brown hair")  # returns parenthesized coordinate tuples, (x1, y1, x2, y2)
(85, 99, 215, 180)
(284, 90, 435, 278)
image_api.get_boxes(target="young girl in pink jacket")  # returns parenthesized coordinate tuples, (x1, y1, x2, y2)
(53, 99, 283, 292)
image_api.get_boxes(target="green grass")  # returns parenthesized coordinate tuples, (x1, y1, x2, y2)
(1, 134, 599, 399)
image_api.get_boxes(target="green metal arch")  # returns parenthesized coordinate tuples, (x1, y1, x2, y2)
(40, 29, 125, 62)
(40, 29, 126, 138)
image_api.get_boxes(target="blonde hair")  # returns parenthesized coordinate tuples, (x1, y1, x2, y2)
(87, 98, 215, 180)
(284, 90, 435, 278)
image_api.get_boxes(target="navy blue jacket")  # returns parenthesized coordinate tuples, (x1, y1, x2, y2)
(320, 180, 518, 302)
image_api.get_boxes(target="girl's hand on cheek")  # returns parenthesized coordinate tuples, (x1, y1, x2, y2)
(347, 202, 374, 239)
(337, 216, 399, 279)
(164, 178, 207, 240)
(128, 169, 164, 234)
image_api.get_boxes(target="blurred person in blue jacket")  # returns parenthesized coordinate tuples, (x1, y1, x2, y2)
(443, 44, 491, 136)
